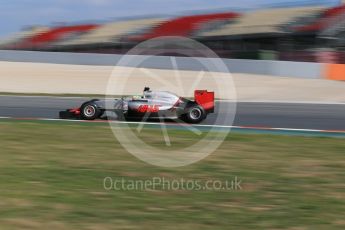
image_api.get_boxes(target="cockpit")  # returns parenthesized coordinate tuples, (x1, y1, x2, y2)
(143, 88, 178, 100)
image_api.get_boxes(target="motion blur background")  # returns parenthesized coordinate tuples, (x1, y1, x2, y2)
(1, 0, 345, 63)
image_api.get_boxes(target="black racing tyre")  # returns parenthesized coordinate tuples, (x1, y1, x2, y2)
(183, 104, 206, 124)
(80, 102, 101, 120)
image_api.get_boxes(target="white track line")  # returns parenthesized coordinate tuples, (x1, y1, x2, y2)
(229, 100, 345, 105)
(0, 95, 91, 99)
(1, 117, 345, 134)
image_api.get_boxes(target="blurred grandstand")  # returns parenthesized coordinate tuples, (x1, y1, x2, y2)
(1, 2, 345, 63)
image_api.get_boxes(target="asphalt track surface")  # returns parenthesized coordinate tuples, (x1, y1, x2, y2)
(1, 95, 345, 131)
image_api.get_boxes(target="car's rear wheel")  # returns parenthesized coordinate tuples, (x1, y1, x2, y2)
(80, 102, 101, 120)
(182, 104, 206, 124)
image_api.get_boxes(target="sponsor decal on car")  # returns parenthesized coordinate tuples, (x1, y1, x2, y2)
(137, 105, 160, 113)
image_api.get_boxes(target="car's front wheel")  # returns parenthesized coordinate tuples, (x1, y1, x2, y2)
(80, 102, 101, 120)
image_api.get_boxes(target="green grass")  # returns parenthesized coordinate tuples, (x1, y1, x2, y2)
(0, 121, 344, 229)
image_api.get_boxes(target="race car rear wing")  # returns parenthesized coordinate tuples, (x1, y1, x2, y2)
(194, 90, 215, 113)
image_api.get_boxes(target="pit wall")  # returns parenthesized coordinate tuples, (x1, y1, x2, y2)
(0, 50, 344, 80)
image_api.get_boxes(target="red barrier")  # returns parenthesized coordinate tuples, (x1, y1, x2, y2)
(325, 64, 345, 81)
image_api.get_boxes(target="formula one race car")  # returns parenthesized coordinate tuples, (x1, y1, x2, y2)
(59, 87, 214, 124)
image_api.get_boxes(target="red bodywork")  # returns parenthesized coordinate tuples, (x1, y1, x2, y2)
(194, 90, 215, 113)
(69, 108, 80, 115)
